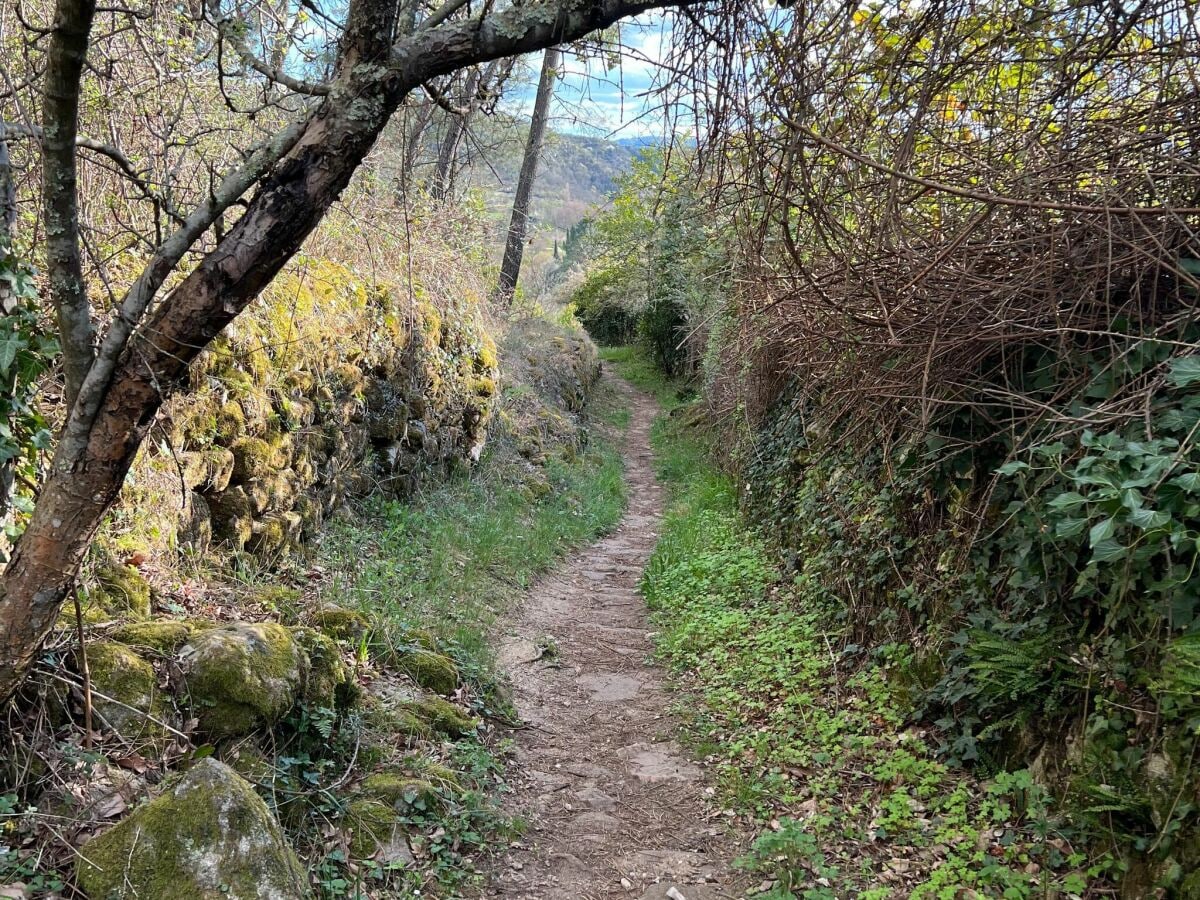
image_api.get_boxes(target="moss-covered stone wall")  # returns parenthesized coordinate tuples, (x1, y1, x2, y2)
(104, 256, 498, 559)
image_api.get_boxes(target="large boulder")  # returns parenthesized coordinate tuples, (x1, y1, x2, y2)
(177, 623, 306, 738)
(75, 758, 309, 899)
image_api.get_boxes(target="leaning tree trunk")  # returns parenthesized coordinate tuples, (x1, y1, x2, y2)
(495, 47, 561, 304)
(0, 0, 677, 701)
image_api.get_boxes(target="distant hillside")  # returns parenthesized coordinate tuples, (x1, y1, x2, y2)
(446, 116, 644, 285)
(457, 118, 641, 229)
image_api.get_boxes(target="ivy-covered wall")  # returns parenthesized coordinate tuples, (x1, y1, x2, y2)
(743, 346, 1200, 896)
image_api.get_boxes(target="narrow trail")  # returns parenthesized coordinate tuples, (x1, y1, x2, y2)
(484, 376, 747, 900)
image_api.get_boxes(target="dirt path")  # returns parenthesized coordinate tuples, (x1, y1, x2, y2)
(483, 376, 747, 900)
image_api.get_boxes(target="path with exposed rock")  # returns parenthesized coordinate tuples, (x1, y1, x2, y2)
(482, 375, 748, 900)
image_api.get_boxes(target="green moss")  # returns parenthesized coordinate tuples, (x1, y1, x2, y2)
(292, 626, 355, 710)
(364, 701, 432, 743)
(230, 437, 274, 483)
(221, 745, 274, 785)
(93, 565, 152, 618)
(396, 648, 458, 695)
(307, 605, 369, 642)
(359, 774, 444, 810)
(215, 400, 246, 443)
(181, 447, 235, 493)
(406, 696, 476, 738)
(83, 641, 169, 743)
(75, 758, 309, 899)
(179, 623, 306, 739)
(110, 620, 194, 653)
(345, 799, 397, 858)
(253, 585, 303, 620)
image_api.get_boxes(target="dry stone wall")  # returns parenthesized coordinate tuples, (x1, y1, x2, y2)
(106, 256, 498, 560)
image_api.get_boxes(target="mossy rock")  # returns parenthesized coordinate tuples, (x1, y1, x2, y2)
(406, 696, 476, 738)
(75, 758, 309, 900)
(345, 799, 397, 858)
(395, 649, 458, 695)
(358, 774, 443, 811)
(401, 756, 462, 791)
(363, 701, 431, 743)
(215, 400, 246, 443)
(93, 565, 152, 618)
(248, 512, 302, 556)
(82, 641, 170, 743)
(252, 585, 303, 620)
(208, 486, 253, 548)
(221, 745, 274, 785)
(292, 626, 355, 710)
(178, 623, 306, 739)
(110, 620, 193, 653)
(230, 437, 275, 483)
(181, 447, 235, 493)
(305, 605, 369, 643)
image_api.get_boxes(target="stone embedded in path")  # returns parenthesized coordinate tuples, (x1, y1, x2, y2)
(638, 885, 725, 900)
(577, 672, 643, 701)
(617, 742, 702, 782)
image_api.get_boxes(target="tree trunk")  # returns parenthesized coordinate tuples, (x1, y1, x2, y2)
(0, 126, 16, 556)
(0, 0, 685, 702)
(42, 0, 98, 410)
(431, 64, 490, 201)
(495, 47, 560, 304)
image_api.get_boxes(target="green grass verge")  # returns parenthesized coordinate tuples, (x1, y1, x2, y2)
(598, 345, 691, 411)
(628, 345, 1111, 899)
(304, 381, 628, 896)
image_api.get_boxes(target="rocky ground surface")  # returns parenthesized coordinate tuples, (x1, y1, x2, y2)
(483, 377, 749, 900)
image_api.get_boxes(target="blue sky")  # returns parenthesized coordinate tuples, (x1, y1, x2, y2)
(505, 13, 678, 139)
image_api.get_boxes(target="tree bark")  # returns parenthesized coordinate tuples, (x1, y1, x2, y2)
(0, 127, 15, 243)
(495, 47, 561, 304)
(0, 0, 692, 701)
(42, 0, 98, 410)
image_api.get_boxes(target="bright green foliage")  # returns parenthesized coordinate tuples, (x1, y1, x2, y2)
(0, 242, 57, 559)
(570, 153, 725, 375)
(635, 381, 1110, 898)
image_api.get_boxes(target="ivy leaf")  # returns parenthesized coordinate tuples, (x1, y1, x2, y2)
(1055, 517, 1088, 539)
(1048, 492, 1087, 511)
(1168, 355, 1200, 388)
(1091, 537, 1127, 564)
(1128, 508, 1170, 530)
(1089, 517, 1117, 546)
(997, 460, 1029, 476)
(1171, 471, 1200, 493)
(0, 332, 23, 374)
